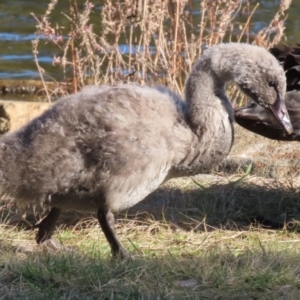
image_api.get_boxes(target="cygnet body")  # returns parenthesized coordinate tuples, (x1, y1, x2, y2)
(2, 43, 292, 257)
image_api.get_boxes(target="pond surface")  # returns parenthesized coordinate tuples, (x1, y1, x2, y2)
(0, 0, 300, 80)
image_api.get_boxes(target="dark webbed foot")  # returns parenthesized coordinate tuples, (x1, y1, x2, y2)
(34, 207, 62, 244)
(97, 209, 129, 259)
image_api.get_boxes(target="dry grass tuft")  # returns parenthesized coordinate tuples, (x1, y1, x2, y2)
(31, 0, 291, 105)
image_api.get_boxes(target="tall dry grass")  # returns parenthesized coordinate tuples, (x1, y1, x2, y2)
(31, 0, 291, 104)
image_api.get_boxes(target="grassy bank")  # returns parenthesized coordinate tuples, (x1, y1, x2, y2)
(2, 225, 300, 299)
(1, 174, 300, 299)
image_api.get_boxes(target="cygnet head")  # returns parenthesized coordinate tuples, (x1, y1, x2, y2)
(200, 43, 293, 134)
(234, 44, 292, 134)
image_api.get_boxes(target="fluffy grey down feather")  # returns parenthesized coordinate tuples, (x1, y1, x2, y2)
(1, 43, 289, 256)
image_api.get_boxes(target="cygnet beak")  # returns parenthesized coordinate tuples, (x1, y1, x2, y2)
(269, 94, 293, 134)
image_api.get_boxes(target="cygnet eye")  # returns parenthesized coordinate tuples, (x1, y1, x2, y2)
(268, 81, 277, 88)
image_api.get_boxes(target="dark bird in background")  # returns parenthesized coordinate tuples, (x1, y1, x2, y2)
(270, 43, 300, 91)
(235, 90, 300, 141)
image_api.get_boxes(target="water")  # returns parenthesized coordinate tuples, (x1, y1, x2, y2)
(0, 0, 299, 80)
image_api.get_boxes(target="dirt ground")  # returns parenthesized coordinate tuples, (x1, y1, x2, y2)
(221, 124, 300, 179)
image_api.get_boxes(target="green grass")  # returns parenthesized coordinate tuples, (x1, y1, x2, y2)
(1, 174, 300, 299)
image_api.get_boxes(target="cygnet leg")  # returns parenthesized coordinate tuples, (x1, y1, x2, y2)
(97, 209, 129, 259)
(34, 207, 62, 245)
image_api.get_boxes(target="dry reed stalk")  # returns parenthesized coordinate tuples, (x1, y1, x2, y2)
(255, 0, 292, 48)
(69, 0, 79, 94)
(31, 0, 291, 104)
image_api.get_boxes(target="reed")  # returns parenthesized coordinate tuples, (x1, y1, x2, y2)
(31, 0, 291, 105)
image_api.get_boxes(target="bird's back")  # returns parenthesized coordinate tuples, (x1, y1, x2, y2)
(4, 85, 191, 211)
